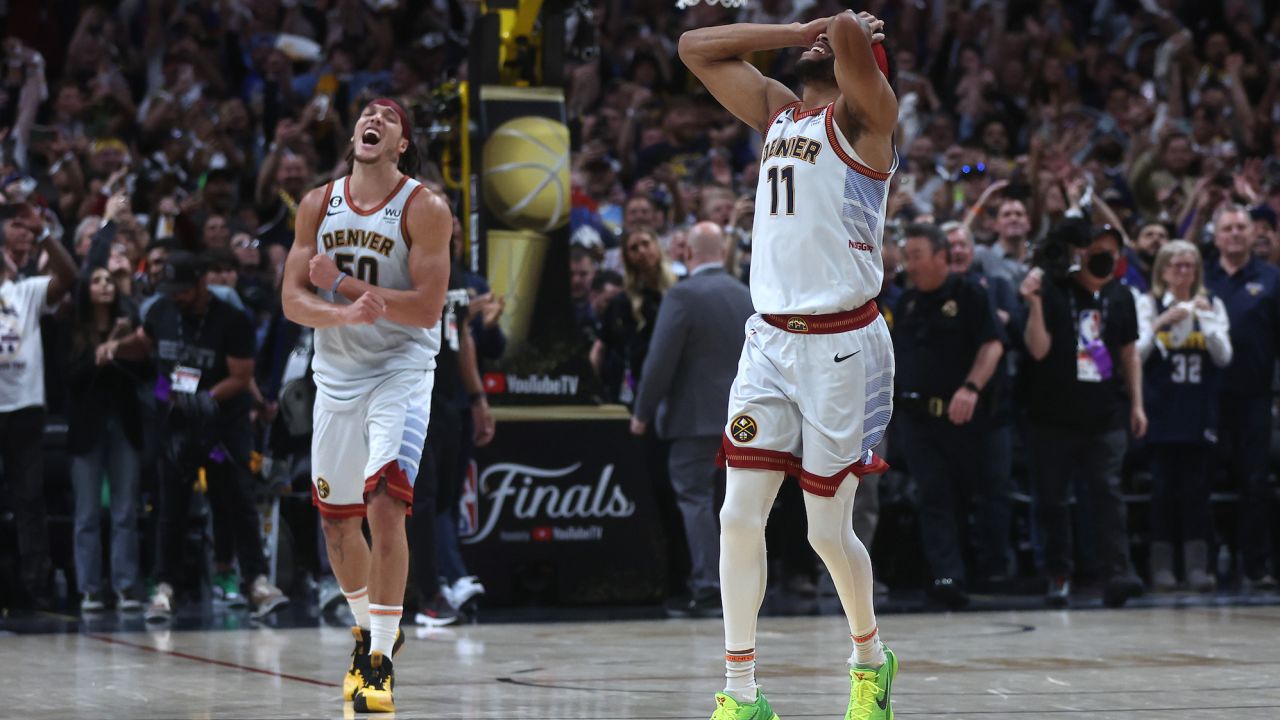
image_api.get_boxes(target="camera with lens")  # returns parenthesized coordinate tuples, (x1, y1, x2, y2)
(1031, 216, 1092, 280)
(166, 391, 220, 474)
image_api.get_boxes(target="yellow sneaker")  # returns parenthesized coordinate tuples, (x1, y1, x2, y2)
(352, 651, 395, 713)
(343, 627, 404, 701)
(846, 645, 898, 720)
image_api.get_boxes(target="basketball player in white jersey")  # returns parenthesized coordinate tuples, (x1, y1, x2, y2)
(281, 98, 452, 713)
(681, 11, 898, 720)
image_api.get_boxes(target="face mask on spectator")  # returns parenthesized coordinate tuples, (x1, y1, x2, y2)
(1086, 251, 1115, 280)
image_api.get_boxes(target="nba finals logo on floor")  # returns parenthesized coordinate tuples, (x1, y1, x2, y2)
(316, 478, 330, 499)
(731, 415, 758, 443)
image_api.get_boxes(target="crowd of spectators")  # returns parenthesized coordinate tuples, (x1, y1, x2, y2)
(3, 0, 1280, 620)
(570, 0, 1280, 607)
(0, 0, 482, 618)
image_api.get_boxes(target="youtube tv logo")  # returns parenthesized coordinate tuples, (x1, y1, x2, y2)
(483, 373, 506, 394)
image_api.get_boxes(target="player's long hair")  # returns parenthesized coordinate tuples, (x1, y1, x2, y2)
(620, 226, 677, 328)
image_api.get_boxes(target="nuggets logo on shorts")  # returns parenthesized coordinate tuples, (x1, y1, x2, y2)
(317, 478, 331, 499)
(786, 317, 809, 333)
(731, 415, 759, 443)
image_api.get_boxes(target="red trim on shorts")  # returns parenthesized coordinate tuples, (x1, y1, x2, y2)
(798, 452, 890, 497)
(363, 460, 415, 513)
(824, 106, 892, 180)
(717, 435, 802, 474)
(317, 181, 335, 229)
(344, 175, 410, 216)
(762, 300, 879, 334)
(762, 101, 801, 137)
(399, 184, 426, 249)
(311, 485, 367, 519)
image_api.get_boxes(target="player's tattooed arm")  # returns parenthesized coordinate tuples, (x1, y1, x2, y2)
(283, 186, 386, 328)
(678, 22, 808, 134)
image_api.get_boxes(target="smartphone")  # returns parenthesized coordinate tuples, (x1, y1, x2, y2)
(898, 174, 915, 193)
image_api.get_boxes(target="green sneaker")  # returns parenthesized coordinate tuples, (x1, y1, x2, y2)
(211, 572, 247, 609)
(846, 645, 897, 720)
(711, 690, 780, 720)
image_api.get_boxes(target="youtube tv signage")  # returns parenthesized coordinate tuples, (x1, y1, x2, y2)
(481, 368, 598, 404)
(458, 408, 666, 605)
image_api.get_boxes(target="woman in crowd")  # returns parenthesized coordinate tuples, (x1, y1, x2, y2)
(1137, 240, 1233, 592)
(593, 226, 676, 403)
(66, 267, 147, 612)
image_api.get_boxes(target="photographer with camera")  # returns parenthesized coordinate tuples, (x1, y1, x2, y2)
(98, 251, 286, 621)
(1019, 218, 1146, 608)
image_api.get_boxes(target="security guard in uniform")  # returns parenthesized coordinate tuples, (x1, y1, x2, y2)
(891, 224, 1004, 608)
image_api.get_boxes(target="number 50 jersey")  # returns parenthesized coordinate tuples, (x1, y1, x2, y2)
(312, 175, 442, 401)
(750, 102, 897, 315)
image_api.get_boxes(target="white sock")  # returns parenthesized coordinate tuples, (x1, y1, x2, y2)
(724, 648, 758, 703)
(369, 604, 402, 656)
(850, 626, 886, 668)
(343, 586, 370, 629)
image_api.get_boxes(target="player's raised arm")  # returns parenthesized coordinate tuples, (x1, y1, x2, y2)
(315, 187, 451, 328)
(828, 11, 898, 140)
(678, 21, 823, 134)
(282, 186, 383, 328)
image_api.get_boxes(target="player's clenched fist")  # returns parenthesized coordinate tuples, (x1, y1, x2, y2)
(309, 252, 341, 291)
(343, 292, 386, 325)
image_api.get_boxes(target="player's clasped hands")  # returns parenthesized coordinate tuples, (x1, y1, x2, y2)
(798, 10, 885, 46)
(343, 292, 386, 325)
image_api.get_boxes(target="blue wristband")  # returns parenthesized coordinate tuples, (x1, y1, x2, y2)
(330, 271, 348, 294)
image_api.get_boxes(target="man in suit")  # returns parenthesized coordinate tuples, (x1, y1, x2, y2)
(632, 221, 754, 615)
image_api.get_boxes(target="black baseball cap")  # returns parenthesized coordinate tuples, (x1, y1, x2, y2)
(157, 250, 205, 295)
(1093, 223, 1124, 244)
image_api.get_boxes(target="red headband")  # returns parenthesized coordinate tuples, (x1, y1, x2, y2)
(369, 98, 412, 135)
(872, 43, 889, 79)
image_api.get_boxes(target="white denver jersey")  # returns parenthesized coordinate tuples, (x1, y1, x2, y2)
(750, 102, 897, 315)
(312, 175, 441, 400)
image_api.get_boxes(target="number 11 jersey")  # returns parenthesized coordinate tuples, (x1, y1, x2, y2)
(749, 102, 897, 315)
(312, 175, 441, 401)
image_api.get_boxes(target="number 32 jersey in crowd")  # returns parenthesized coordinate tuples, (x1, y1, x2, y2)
(750, 102, 897, 314)
(312, 175, 441, 400)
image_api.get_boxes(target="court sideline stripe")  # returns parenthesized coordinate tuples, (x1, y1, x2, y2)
(84, 633, 339, 687)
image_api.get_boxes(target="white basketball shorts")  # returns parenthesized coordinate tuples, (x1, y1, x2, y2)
(719, 303, 894, 496)
(310, 368, 434, 517)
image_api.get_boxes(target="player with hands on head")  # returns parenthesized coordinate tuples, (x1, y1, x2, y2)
(682, 9, 899, 720)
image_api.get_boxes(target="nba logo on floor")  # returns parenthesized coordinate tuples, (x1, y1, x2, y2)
(459, 460, 479, 537)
